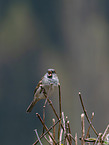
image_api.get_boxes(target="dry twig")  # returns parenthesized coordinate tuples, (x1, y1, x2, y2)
(79, 92, 98, 136)
(33, 118, 60, 145)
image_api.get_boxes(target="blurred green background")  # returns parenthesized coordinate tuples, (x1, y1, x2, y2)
(1, 0, 109, 144)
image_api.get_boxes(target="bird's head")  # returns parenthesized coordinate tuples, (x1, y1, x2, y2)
(47, 69, 56, 78)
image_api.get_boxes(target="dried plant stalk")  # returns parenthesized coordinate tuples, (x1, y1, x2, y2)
(86, 112, 94, 138)
(36, 113, 57, 144)
(33, 119, 60, 145)
(52, 118, 55, 145)
(42, 89, 72, 145)
(34, 129, 43, 145)
(75, 133, 78, 145)
(79, 92, 98, 136)
(67, 121, 72, 143)
(58, 84, 62, 141)
(102, 124, 109, 141)
(81, 113, 85, 145)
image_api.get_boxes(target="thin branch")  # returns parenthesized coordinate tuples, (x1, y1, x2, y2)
(81, 113, 85, 145)
(44, 135, 52, 145)
(62, 112, 66, 145)
(52, 118, 55, 145)
(34, 129, 43, 145)
(67, 133, 75, 142)
(94, 133, 102, 145)
(58, 83, 62, 141)
(42, 88, 72, 145)
(67, 121, 72, 143)
(58, 83, 62, 119)
(43, 88, 60, 121)
(58, 121, 61, 141)
(75, 133, 78, 145)
(66, 117, 69, 145)
(102, 124, 109, 141)
(33, 119, 60, 145)
(43, 101, 46, 133)
(65, 116, 68, 134)
(43, 89, 72, 144)
(79, 92, 98, 136)
(48, 133, 54, 145)
(86, 112, 94, 138)
(36, 113, 57, 144)
(59, 128, 63, 145)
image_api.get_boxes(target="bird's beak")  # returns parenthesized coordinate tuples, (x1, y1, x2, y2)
(48, 73, 52, 77)
(48, 71, 52, 78)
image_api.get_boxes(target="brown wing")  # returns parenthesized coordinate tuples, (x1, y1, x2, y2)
(26, 100, 36, 112)
(33, 78, 43, 94)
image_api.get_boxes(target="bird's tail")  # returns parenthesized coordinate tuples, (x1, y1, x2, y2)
(26, 99, 38, 113)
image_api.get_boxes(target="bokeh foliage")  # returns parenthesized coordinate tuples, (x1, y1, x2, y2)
(0, 1, 109, 144)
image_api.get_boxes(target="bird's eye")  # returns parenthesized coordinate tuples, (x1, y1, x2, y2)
(47, 71, 52, 78)
(52, 70, 56, 74)
(48, 71, 52, 74)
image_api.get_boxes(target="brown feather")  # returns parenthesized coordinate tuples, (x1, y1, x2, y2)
(26, 99, 39, 113)
(34, 79, 42, 94)
(27, 79, 43, 113)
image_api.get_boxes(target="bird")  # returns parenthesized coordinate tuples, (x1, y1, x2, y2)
(26, 69, 59, 113)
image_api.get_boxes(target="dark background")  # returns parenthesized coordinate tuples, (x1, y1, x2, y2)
(0, 1, 109, 144)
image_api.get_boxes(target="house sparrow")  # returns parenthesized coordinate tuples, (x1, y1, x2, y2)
(26, 69, 59, 112)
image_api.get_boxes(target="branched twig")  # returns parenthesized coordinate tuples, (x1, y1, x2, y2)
(44, 135, 52, 145)
(36, 113, 57, 144)
(31, 81, 104, 145)
(42, 88, 72, 145)
(86, 112, 94, 138)
(33, 118, 60, 145)
(67, 133, 75, 142)
(62, 112, 72, 145)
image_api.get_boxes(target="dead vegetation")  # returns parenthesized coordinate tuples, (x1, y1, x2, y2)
(28, 84, 109, 145)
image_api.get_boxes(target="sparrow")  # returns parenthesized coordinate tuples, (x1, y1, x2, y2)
(26, 69, 59, 113)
